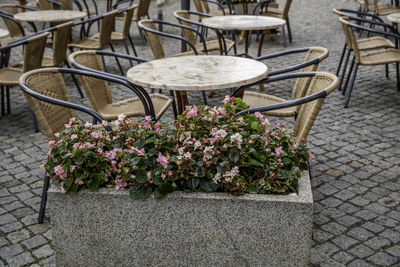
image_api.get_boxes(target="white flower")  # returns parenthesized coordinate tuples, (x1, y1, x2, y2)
(184, 152, 192, 159)
(71, 134, 78, 140)
(230, 133, 243, 145)
(204, 145, 214, 154)
(178, 147, 184, 155)
(194, 141, 202, 150)
(85, 122, 93, 128)
(212, 173, 221, 184)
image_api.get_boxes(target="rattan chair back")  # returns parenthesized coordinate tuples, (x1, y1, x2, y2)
(51, 21, 73, 66)
(57, 0, 74, 10)
(339, 17, 361, 63)
(0, 11, 24, 38)
(135, 0, 151, 20)
(68, 51, 112, 111)
(293, 72, 338, 142)
(98, 10, 118, 49)
(193, 0, 207, 14)
(282, 0, 293, 20)
(138, 20, 165, 59)
(173, 10, 198, 47)
(292, 47, 329, 101)
(121, 5, 135, 39)
(23, 32, 50, 73)
(38, 0, 53, 10)
(20, 68, 75, 139)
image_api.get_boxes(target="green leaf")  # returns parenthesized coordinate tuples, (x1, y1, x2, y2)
(130, 157, 141, 165)
(159, 182, 174, 194)
(249, 159, 264, 167)
(283, 157, 291, 165)
(88, 157, 98, 168)
(129, 186, 153, 199)
(153, 188, 166, 199)
(135, 169, 148, 183)
(251, 122, 259, 130)
(148, 148, 157, 157)
(200, 180, 218, 192)
(152, 175, 162, 185)
(191, 177, 200, 189)
(63, 177, 74, 189)
(69, 183, 79, 194)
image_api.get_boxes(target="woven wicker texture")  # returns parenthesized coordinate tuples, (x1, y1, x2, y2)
(0, 5, 24, 39)
(37, 0, 53, 10)
(261, 0, 292, 20)
(69, 51, 172, 120)
(138, 20, 165, 59)
(357, 36, 395, 50)
(0, 32, 49, 86)
(21, 69, 75, 139)
(115, 0, 150, 22)
(243, 47, 329, 117)
(340, 17, 400, 65)
(173, 10, 235, 54)
(68, 10, 117, 50)
(364, 0, 400, 15)
(42, 21, 73, 67)
(193, 0, 230, 15)
(292, 72, 338, 142)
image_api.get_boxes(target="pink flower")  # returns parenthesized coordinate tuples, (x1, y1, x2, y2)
(168, 170, 173, 177)
(91, 132, 100, 139)
(54, 165, 64, 176)
(48, 141, 55, 147)
(186, 106, 198, 118)
(157, 152, 169, 169)
(54, 132, 60, 138)
(154, 123, 161, 132)
(275, 146, 283, 157)
(115, 178, 127, 191)
(254, 112, 263, 120)
(307, 150, 314, 161)
(60, 186, 67, 194)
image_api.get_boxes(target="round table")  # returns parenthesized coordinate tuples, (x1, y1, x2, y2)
(0, 28, 9, 39)
(202, 15, 286, 57)
(387, 12, 400, 23)
(126, 55, 268, 113)
(14, 10, 87, 23)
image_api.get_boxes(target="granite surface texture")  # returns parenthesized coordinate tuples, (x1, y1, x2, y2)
(48, 173, 312, 267)
(13, 10, 87, 23)
(202, 15, 286, 31)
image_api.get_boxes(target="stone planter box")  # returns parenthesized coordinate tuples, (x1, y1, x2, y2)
(48, 172, 313, 267)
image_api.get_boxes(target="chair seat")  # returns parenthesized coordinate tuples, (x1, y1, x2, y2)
(0, 67, 23, 86)
(360, 48, 400, 65)
(93, 32, 124, 41)
(199, 39, 235, 53)
(242, 91, 296, 117)
(375, 4, 400, 15)
(98, 93, 173, 120)
(68, 37, 101, 49)
(262, 7, 283, 18)
(358, 36, 395, 50)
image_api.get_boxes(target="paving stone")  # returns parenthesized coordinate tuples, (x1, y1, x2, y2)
(6, 229, 31, 244)
(313, 229, 334, 243)
(348, 244, 374, 259)
(0, 221, 23, 233)
(38, 255, 56, 266)
(332, 251, 354, 265)
(0, 244, 23, 260)
(3, 201, 25, 212)
(332, 235, 359, 250)
(353, 210, 378, 221)
(349, 196, 371, 207)
(6, 252, 34, 266)
(0, 238, 9, 248)
(386, 245, 400, 257)
(0, 214, 17, 225)
(21, 235, 48, 249)
(32, 244, 54, 258)
(367, 252, 397, 266)
(365, 236, 391, 250)
(335, 189, 356, 201)
(361, 222, 385, 234)
(347, 227, 375, 241)
(335, 215, 360, 227)
(379, 229, 400, 243)
(28, 222, 51, 235)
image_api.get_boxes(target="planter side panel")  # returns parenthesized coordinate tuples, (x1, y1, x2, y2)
(49, 174, 313, 267)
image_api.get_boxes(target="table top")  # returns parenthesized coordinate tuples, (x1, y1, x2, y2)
(0, 28, 9, 39)
(202, 15, 286, 31)
(126, 55, 268, 91)
(14, 10, 86, 23)
(387, 12, 400, 23)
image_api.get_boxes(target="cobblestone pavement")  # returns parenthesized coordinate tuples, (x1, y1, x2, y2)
(1, 0, 400, 266)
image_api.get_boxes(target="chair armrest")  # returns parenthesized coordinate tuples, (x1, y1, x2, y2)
(252, 0, 273, 15)
(236, 89, 327, 116)
(348, 21, 400, 41)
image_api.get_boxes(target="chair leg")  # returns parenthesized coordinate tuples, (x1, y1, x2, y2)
(32, 110, 39, 132)
(136, 22, 146, 45)
(339, 49, 352, 91)
(109, 43, 124, 75)
(169, 90, 178, 119)
(282, 26, 286, 48)
(38, 171, 50, 224)
(1, 85, 4, 116)
(100, 50, 108, 73)
(396, 62, 399, 91)
(6, 86, 10, 114)
(307, 161, 312, 180)
(231, 31, 237, 55)
(344, 63, 359, 108)
(123, 39, 133, 67)
(385, 64, 389, 79)
(343, 56, 355, 96)
(202, 91, 208, 105)
(128, 35, 138, 57)
(336, 44, 347, 76)
(286, 18, 292, 43)
(65, 61, 84, 98)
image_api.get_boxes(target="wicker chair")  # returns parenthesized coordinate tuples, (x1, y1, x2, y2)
(193, 0, 233, 16)
(68, 10, 118, 52)
(238, 47, 329, 118)
(68, 50, 173, 121)
(93, 6, 137, 57)
(363, 0, 400, 15)
(333, 8, 396, 91)
(173, 10, 235, 55)
(235, 71, 339, 143)
(0, 32, 49, 115)
(19, 67, 111, 224)
(339, 17, 400, 107)
(0, 5, 37, 45)
(253, 0, 293, 42)
(138, 19, 209, 109)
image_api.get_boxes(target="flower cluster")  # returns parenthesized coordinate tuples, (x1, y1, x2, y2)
(45, 97, 311, 198)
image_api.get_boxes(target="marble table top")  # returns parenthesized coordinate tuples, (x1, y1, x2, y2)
(0, 28, 9, 39)
(14, 10, 86, 23)
(126, 55, 268, 91)
(202, 15, 286, 31)
(387, 13, 400, 23)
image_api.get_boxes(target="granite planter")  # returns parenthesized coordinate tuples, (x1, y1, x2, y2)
(48, 172, 313, 267)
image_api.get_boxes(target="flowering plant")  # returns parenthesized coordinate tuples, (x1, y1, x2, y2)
(45, 97, 311, 199)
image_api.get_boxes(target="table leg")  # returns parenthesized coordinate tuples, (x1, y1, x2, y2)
(214, 29, 224, 55)
(257, 30, 267, 57)
(175, 91, 189, 115)
(244, 30, 249, 57)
